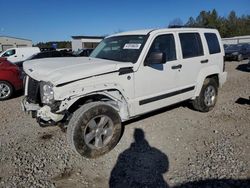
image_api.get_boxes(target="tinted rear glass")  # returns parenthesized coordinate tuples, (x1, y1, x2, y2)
(179, 33, 204, 58)
(205, 33, 221, 54)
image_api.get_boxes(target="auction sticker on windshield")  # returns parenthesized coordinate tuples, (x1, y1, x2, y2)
(123, 43, 141, 49)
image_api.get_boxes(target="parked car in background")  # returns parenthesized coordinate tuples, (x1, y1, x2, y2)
(29, 50, 74, 59)
(73, 48, 93, 57)
(16, 50, 74, 68)
(0, 47, 40, 63)
(40, 47, 56, 52)
(0, 58, 23, 100)
(223, 44, 229, 50)
(225, 43, 250, 61)
(247, 58, 250, 71)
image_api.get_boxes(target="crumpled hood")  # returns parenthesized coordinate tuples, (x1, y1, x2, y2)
(23, 57, 133, 85)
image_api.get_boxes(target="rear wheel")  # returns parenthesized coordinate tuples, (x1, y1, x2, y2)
(67, 102, 122, 158)
(192, 78, 218, 112)
(0, 81, 14, 100)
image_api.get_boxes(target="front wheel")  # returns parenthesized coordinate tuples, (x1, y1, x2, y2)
(67, 102, 122, 158)
(192, 78, 218, 112)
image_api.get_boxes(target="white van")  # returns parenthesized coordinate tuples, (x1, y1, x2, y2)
(0, 47, 40, 63)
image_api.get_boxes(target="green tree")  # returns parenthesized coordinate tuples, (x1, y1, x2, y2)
(185, 9, 250, 37)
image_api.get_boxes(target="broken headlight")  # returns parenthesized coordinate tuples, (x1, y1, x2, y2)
(40, 82, 54, 104)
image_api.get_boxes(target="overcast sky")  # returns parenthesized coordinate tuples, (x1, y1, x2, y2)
(0, 0, 249, 43)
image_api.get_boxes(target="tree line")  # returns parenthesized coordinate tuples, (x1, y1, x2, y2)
(181, 9, 249, 38)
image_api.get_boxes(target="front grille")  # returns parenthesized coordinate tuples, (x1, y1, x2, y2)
(27, 77, 40, 104)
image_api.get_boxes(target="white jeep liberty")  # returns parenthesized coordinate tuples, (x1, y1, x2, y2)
(22, 28, 227, 158)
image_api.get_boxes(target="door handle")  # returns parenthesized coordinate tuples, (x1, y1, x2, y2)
(171, 64, 182, 69)
(201, 59, 208, 63)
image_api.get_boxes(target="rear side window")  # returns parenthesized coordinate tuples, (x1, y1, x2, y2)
(205, 33, 221, 54)
(179, 33, 204, 58)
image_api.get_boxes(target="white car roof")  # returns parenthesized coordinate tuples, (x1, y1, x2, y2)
(108, 28, 218, 38)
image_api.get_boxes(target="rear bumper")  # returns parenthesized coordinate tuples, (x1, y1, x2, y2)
(219, 72, 227, 87)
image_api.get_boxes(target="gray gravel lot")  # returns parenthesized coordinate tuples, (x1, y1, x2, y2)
(0, 60, 249, 188)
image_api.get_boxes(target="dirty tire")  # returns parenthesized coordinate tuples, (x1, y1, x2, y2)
(192, 78, 218, 112)
(67, 102, 122, 158)
(0, 81, 14, 101)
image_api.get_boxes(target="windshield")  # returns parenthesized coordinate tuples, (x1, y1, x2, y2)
(90, 35, 147, 63)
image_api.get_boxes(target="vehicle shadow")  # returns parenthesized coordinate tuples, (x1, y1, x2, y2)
(173, 179, 250, 188)
(235, 97, 250, 105)
(109, 128, 169, 188)
(12, 89, 24, 99)
(236, 63, 250, 72)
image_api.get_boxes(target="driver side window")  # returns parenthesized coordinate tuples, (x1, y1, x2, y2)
(2, 49, 16, 57)
(147, 34, 176, 61)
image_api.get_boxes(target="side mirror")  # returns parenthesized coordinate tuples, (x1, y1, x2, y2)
(145, 52, 166, 65)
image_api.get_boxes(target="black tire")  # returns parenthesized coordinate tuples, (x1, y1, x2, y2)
(192, 78, 218, 112)
(0, 81, 14, 101)
(67, 102, 122, 158)
(237, 54, 243, 61)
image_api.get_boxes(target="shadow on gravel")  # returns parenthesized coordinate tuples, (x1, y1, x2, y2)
(110, 129, 250, 188)
(40, 134, 53, 140)
(13, 89, 24, 99)
(235, 97, 250, 105)
(173, 178, 250, 188)
(236, 64, 250, 72)
(109, 128, 169, 188)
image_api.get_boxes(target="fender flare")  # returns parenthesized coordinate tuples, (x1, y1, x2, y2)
(193, 66, 220, 98)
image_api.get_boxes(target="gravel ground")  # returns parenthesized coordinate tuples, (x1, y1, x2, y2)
(0, 60, 249, 188)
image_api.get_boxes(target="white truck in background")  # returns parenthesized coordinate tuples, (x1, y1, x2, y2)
(0, 47, 40, 63)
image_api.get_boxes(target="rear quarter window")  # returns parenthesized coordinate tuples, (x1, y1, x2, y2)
(205, 33, 221, 54)
(179, 33, 204, 59)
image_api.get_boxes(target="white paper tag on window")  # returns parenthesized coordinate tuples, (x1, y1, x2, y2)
(123, 43, 141, 49)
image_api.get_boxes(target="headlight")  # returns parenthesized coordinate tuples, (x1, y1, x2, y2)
(40, 82, 54, 104)
(232, 52, 239, 55)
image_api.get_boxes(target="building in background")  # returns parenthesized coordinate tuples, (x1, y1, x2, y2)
(0, 36, 32, 52)
(222, 35, 250, 45)
(71, 36, 104, 51)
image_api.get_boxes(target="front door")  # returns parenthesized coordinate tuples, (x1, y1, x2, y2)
(133, 33, 181, 115)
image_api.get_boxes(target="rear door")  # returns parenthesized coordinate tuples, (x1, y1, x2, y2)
(176, 32, 206, 92)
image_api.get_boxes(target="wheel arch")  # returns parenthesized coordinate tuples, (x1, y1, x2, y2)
(194, 66, 220, 98)
(66, 89, 130, 121)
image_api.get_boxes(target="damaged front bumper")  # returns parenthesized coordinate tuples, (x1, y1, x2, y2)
(22, 97, 64, 126)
